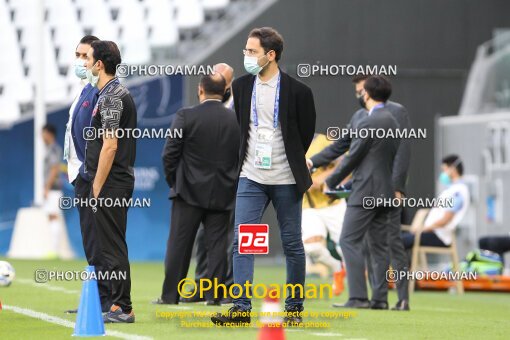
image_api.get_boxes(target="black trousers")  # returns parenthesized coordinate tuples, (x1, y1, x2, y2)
(479, 236, 510, 264)
(193, 212, 234, 287)
(74, 175, 112, 312)
(161, 197, 230, 303)
(401, 231, 447, 250)
(92, 185, 133, 313)
(366, 206, 409, 302)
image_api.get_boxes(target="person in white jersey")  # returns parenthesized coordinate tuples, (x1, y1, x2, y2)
(403, 154, 470, 248)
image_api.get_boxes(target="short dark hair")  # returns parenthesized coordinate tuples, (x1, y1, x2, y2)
(352, 75, 369, 84)
(90, 40, 121, 76)
(199, 74, 226, 97)
(248, 27, 284, 62)
(79, 35, 99, 46)
(42, 123, 57, 137)
(442, 154, 464, 176)
(363, 76, 392, 102)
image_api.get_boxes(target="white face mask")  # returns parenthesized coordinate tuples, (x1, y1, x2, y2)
(243, 53, 270, 75)
(73, 58, 87, 79)
(86, 62, 99, 87)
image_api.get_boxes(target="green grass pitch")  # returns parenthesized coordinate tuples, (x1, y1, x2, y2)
(1, 258, 509, 339)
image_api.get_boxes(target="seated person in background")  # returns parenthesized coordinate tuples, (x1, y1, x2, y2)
(479, 235, 510, 265)
(402, 154, 470, 249)
(302, 133, 347, 296)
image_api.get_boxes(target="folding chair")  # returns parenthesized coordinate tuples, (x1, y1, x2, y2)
(403, 208, 464, 294)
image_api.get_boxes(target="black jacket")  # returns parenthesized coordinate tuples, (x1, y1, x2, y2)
(311, 100, 411, 194)
(325, 107, 400, 207)
(232, 70, 316, 194)
(162, 100, 240, 211)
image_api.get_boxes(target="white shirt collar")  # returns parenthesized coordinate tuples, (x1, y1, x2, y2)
(256, 70, 280, 88)
(201, 99, 222, 103)
(369, 103, 385, 115)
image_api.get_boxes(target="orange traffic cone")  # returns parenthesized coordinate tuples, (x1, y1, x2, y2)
(333, 266, 346, 296)
(258, 290, 285, 340)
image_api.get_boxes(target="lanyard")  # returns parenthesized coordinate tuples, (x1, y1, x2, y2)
(251, 73, 281, 131)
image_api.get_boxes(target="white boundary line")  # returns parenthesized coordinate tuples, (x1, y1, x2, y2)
(17, 278, 80, 295)
(13, 278, 347, 338)
(11, 278, 152, 339)
(3, 305, 153, 340)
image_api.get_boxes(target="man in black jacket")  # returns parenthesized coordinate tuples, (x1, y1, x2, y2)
(308, 75, 412, 310)
(180, 63, 236, 304)
(155, 73, 240, 305)
(320, 76, 400, 310)
(212, 27, 316, 326)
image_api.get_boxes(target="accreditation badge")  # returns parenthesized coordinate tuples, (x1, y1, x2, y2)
(254, 129, 273, 169)
(63, 121, 72, 160)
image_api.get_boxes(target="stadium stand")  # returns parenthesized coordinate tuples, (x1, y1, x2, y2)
(0, 0, 245, 125)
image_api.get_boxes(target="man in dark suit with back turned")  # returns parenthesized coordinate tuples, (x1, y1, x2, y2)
(308, 75, 412, 310)
(180, 63, 237, 304)
(155, 72, 240, 305)
(320, 76, 400, 309)
(212, 27, 316, 327)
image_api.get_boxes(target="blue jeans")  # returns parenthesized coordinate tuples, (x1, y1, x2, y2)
(232, 177, 305, 310)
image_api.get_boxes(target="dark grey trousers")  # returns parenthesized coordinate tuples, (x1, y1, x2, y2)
(366, 206, 409, 302)
(340, 206, 391, 302)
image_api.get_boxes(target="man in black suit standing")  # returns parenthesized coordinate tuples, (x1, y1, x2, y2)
(212, 27, 316, 326)
(180, 63, 236, 304)
(308, 75, 412, 310)
(155, 73, 240, 305)
(321, 76, 400, 309)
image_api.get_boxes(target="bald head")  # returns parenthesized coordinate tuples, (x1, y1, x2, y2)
(198, 72, 226, 102)
(214, 63, 234, 87)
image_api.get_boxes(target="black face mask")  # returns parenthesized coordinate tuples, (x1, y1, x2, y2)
(357, 94, 366, 109)
(222, 87, 231, 103)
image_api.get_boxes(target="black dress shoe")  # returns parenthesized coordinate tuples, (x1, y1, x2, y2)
(179, 294, 206, 303)
(370, 300, 389, 310)
(152, 297, 176, 305)
(391, 300, 410, 311)
(205, 300, 221, 306)
(332, 299, 370, 309)
(283, 305, 304, 326)
(211, 305, 251, 325)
